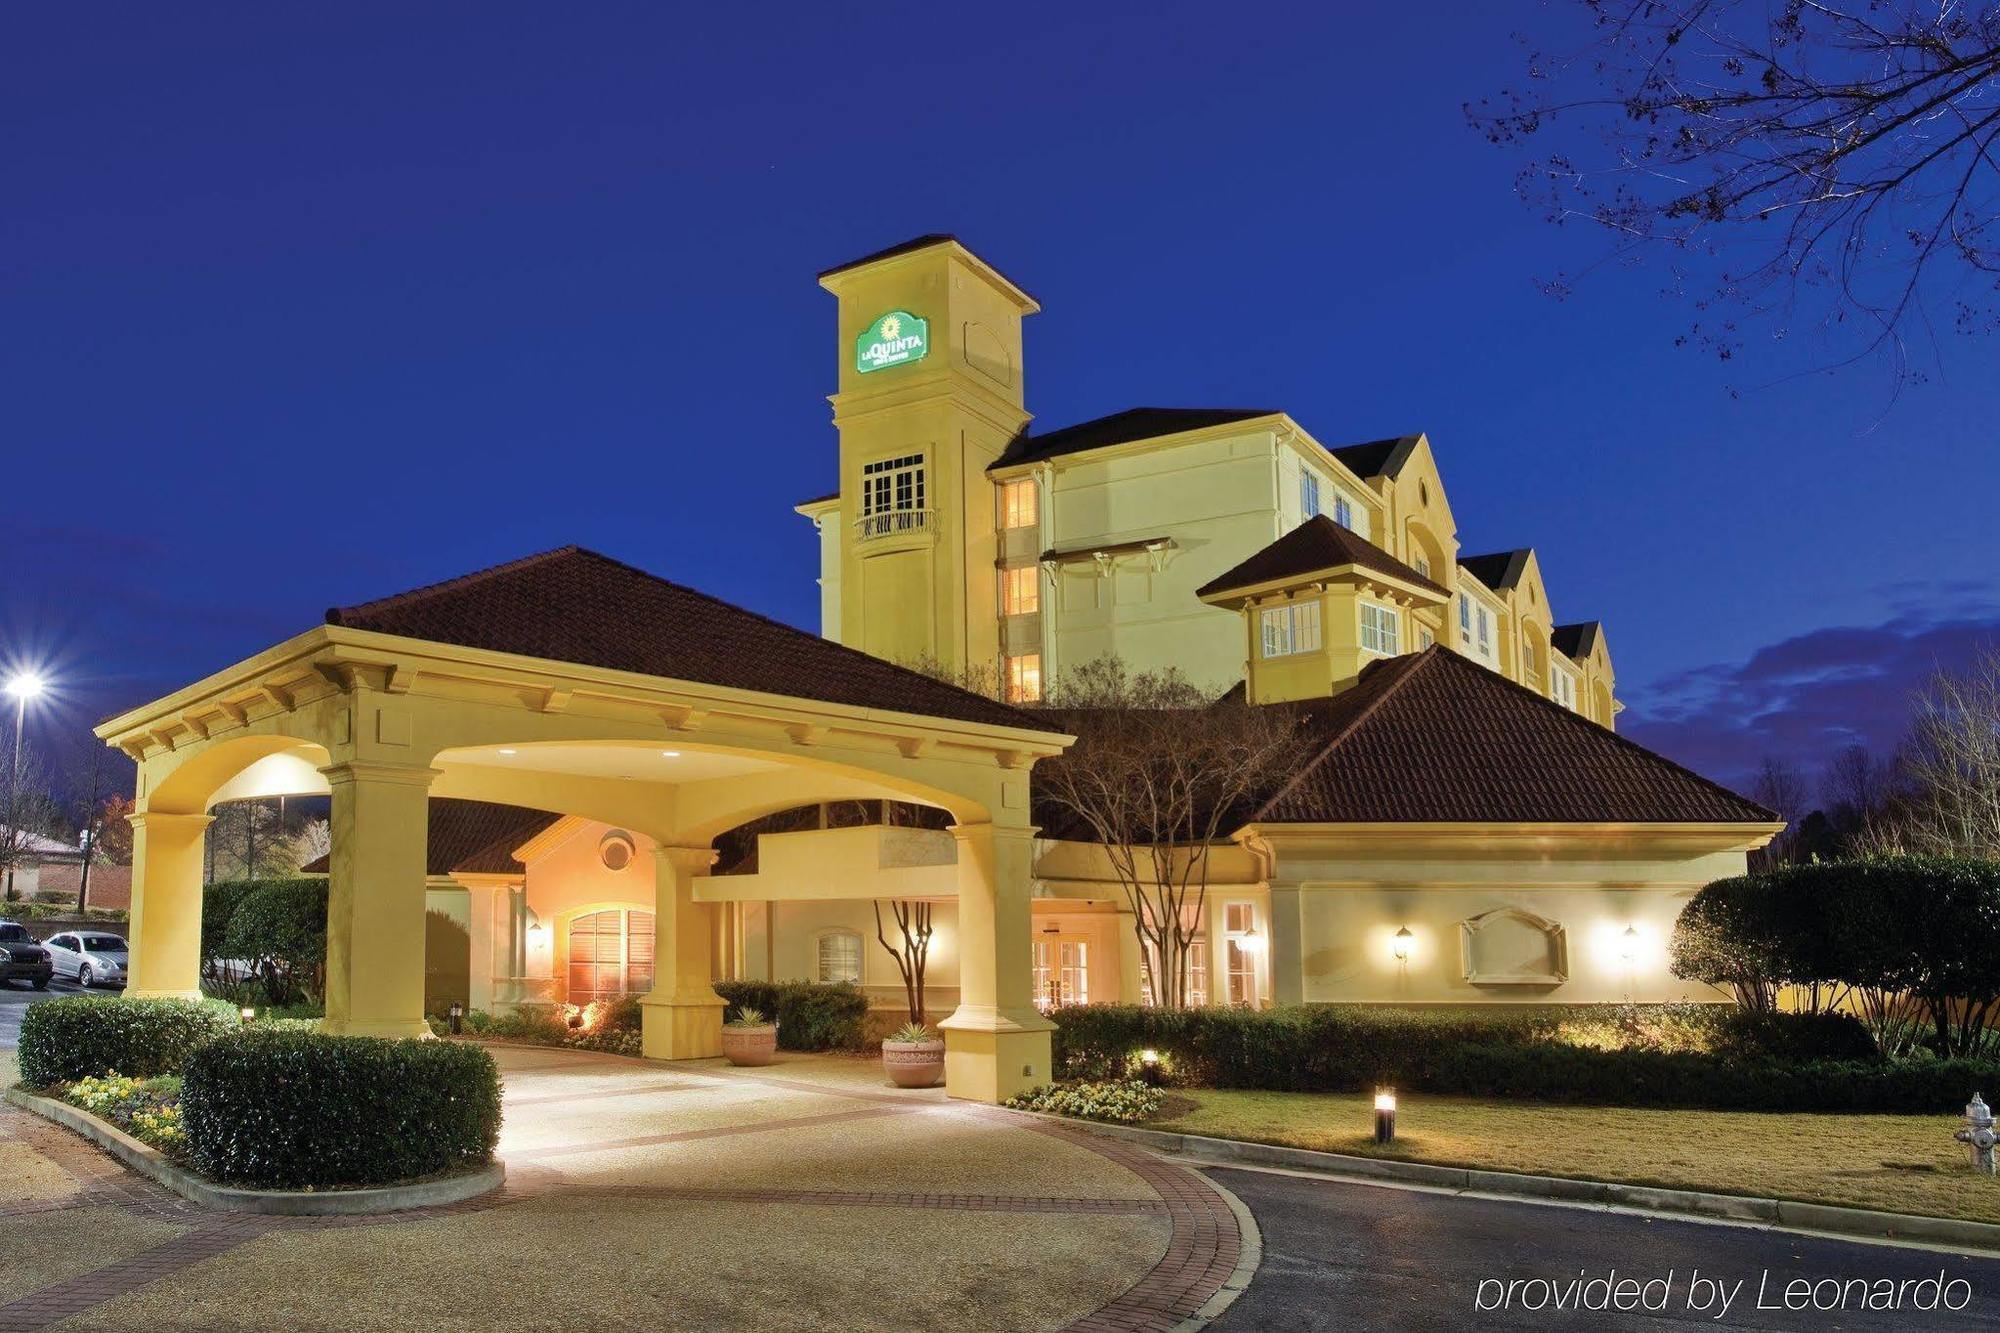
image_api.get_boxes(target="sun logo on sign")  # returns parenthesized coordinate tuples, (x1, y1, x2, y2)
(880, 315, 901, 340)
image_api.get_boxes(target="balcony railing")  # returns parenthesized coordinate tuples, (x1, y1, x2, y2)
(854, 508, 933, 541)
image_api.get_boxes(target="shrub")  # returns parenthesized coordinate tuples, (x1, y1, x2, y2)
(221, 878, 328, 1006)
(1049, 1003, 1964, 1113)
(714, 980, 868, 1050)
(19, 996, 236, 1087)
(0, 900, 128, 922)
(180, 1029, 501, 1189)
(1007, 1080, 1164, 1124)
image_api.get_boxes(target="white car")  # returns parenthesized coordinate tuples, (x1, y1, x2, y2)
(41, 931, 130, 988)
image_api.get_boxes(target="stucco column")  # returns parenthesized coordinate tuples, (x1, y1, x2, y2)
(1114, 909, 1145, 1005)
(321, 761, 438, 1039)
(124, 810, 213, 1000)
(939, 822, 1053, 1102)
(1268, 882, 1305, 1007)
(641, 845, 725, 1060)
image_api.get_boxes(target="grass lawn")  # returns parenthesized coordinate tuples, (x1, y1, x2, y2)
(1153, 1089, 2000, 1224)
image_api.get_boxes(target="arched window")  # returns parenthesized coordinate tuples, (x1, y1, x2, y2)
(816, 929, 863, 984)
(566, 909, 655, 1004)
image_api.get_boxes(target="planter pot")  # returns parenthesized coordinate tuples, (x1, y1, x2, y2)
(882, 1038, 946, 1089)
(722, 1024, 778, 1067)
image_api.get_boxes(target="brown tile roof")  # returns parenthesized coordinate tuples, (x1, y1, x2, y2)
(1327, 435, 1422, 479)
(301, 798, 559, 876)
(1458, 549, 1532, 592)
(993, 407, 1278, 470)
(324, 546, 1061, 734)
(1196, 515, 1446, 600)
(1248, 647, 1773, 825)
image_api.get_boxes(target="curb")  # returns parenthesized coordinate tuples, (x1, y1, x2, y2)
(1065, 1117, 2000, 1254)
(1174, 1171, 1262, 1333)
(5, 1087, 505, 1216)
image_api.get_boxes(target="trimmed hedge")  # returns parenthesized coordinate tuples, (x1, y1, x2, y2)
(713, 980, 868, 1050)
(18, 996, 236, 1088)
(180, 1029, 501, 1189)
(1049, 1004, 1984, 1113)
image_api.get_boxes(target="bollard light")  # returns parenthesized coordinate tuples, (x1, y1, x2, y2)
(1138, 1048, 1162, 1087)
(1373, 1088, 1397, 1143)
(448, 1001, 465, 1036)
(240, 1006, 255, 1024)
(1392, 927, 1413, 962)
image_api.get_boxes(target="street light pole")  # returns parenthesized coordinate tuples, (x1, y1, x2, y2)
(3, 673, 45, 900)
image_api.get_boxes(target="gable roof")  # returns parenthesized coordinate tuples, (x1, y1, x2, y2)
(301, 799, 558, 877)
(1551, 621, 1603, 661)
(324, 546, 1061, 734)
(1327, 435, 1422, 480)
(993, 407, 1277, 470)
(1248, 647, 1772, 825)
(1196, 515, 1446, 600)
(1457, 549, 1532, 593)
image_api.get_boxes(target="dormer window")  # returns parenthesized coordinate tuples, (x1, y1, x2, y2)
(1551, 665, 1578, 710)
(1359, 602, 1400, 656)
(1260, 602, 1322, 657)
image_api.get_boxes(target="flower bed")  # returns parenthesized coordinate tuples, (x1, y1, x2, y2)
(1006, 1080, 1164, 1124)
(60, 1073, 186, 1153)
(431, 998, 643, 1056)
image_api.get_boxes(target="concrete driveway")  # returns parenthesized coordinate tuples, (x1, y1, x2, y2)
(0, 1046, 1244, 1331)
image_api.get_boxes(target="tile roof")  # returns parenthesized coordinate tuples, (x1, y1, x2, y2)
(993, 407, 1278, 470)
(1551, 621, 1603, 661)
(324, 546, 1062, 734)
(1327, 435, 1422, 479)
(1248, 647, 1773, 825)
(301, 798, 559, 876)
(1196, 515, 1446, 600)
(1457, 549, 1532, 592)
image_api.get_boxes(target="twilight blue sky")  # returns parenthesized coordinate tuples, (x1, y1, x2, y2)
(4, 2, 1996, 797)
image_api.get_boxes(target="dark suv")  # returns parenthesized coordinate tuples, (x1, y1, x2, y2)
(0, 920, 54, 989)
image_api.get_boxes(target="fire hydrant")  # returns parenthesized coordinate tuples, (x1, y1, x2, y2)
(1956, 1094, 1998, 1175)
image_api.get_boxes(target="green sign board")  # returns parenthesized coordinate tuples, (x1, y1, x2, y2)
(855, 309, 930, 374)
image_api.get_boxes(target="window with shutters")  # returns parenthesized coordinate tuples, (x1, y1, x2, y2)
(816, 930, 863, 984)
(566, 909, 656, 1004)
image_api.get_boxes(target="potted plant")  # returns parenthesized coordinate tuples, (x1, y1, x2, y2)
(721, 1006, 778, 1066)
(876, 899, 944, 1088)
(882, 1021, 946, 1088)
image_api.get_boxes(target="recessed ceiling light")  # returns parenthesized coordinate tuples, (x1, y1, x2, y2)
(498, 748, 517, 756)
(660, 750, 681, 758)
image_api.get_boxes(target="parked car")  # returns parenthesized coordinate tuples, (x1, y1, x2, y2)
(41, 931, 129, 988)
(0, 921, 54, 990)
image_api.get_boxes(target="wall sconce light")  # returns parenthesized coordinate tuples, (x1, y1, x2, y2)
(1619, 925, 1640, 964)
(1374, 1088, 1397, 1143)
(528, 920, 545, 939)
(1392, 927, 1413, 962)
(1237, 926, 1265, 953)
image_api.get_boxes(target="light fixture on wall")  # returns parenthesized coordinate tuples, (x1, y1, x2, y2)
(1619, 925, 1640, 964)
(1392, 927, 1413, 962)
(1236, 925, 1265, 953)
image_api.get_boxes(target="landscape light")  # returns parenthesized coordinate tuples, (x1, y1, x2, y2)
(240, 1007, 256, 1023)
(1392, 927, 1413, 962)
(1138, 1048, 1162, 1087)
(1373, 1089, 1397, 1143)
(449, 1001, 465, 1036)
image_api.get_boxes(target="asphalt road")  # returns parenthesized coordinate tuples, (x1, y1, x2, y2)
(1209, 1166, 2000, 1331)
(0, 976, 110, 1049)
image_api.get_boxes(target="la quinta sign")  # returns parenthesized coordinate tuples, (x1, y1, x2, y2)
(855, 310, 929, 373)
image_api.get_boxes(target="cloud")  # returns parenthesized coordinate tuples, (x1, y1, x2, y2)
(1621, 602, 2000, 796)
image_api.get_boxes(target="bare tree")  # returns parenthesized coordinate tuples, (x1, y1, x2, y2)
(1034, 658, 1312, 1009)
(873, 899, 936, 1026)
(286, 818, 332, 872)
(1472, 1, 2000, 384)
(1750, 754, 1812, 866)
(1895, 647, 2000, 858)
(0, 748, 65, 901)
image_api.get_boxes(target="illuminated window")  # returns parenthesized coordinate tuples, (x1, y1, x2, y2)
(1139, 936, 1208, 1008)
(1223, 903, 1259, 1008)
(859, 454, 927, 537)
(1000, 478, 1038, 529)
(1033, 938, 1090, 1011)
(1259, 602, 1322, 658)
(1333, 495, 1354, 530)
(1359, 602, 1400, 655)
(1001, 565, 1040, 616)
(1300, 471, 1320, 519)
(1006, 653, 1043, 703)
(566, 909, 655, 1004)
(816, 930, 862, 984)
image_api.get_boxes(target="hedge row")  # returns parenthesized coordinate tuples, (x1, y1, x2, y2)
(1051, 1004, 1990, 1113)
(19, 996, 236, 1087)
(713, 980, 868, 1050)
(181, 1029, 501, 1189)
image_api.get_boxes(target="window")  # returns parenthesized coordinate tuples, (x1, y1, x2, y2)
(816, 930, 863, 984)
(1000, 478, 1038, 529)
(1033, 938, 1090, 1011)
(1139, 936, 1207, 1008)
(1414, 553, 1432, 580)
(1299, 471, 1320, 519)
(1259, 601, 1322, 658)
(859, 454, 927, 537)
(1418, 626, 1435, 650)
(1521, 639, 1538, 681)
(1223, 903, 1259, 1008)
(1006, 653, 1043, 703)
(566, 909, 656, 1004)
(1458, 593, 1471, 637)
(1551, 666, 1578, 710)
(1333, 495, 1354, 530)
(1477, 606, 1492, 653)
(1001, 565, 1039, 616)
(1359, 601, 1400, 655)
(48, 934, 74, 951)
